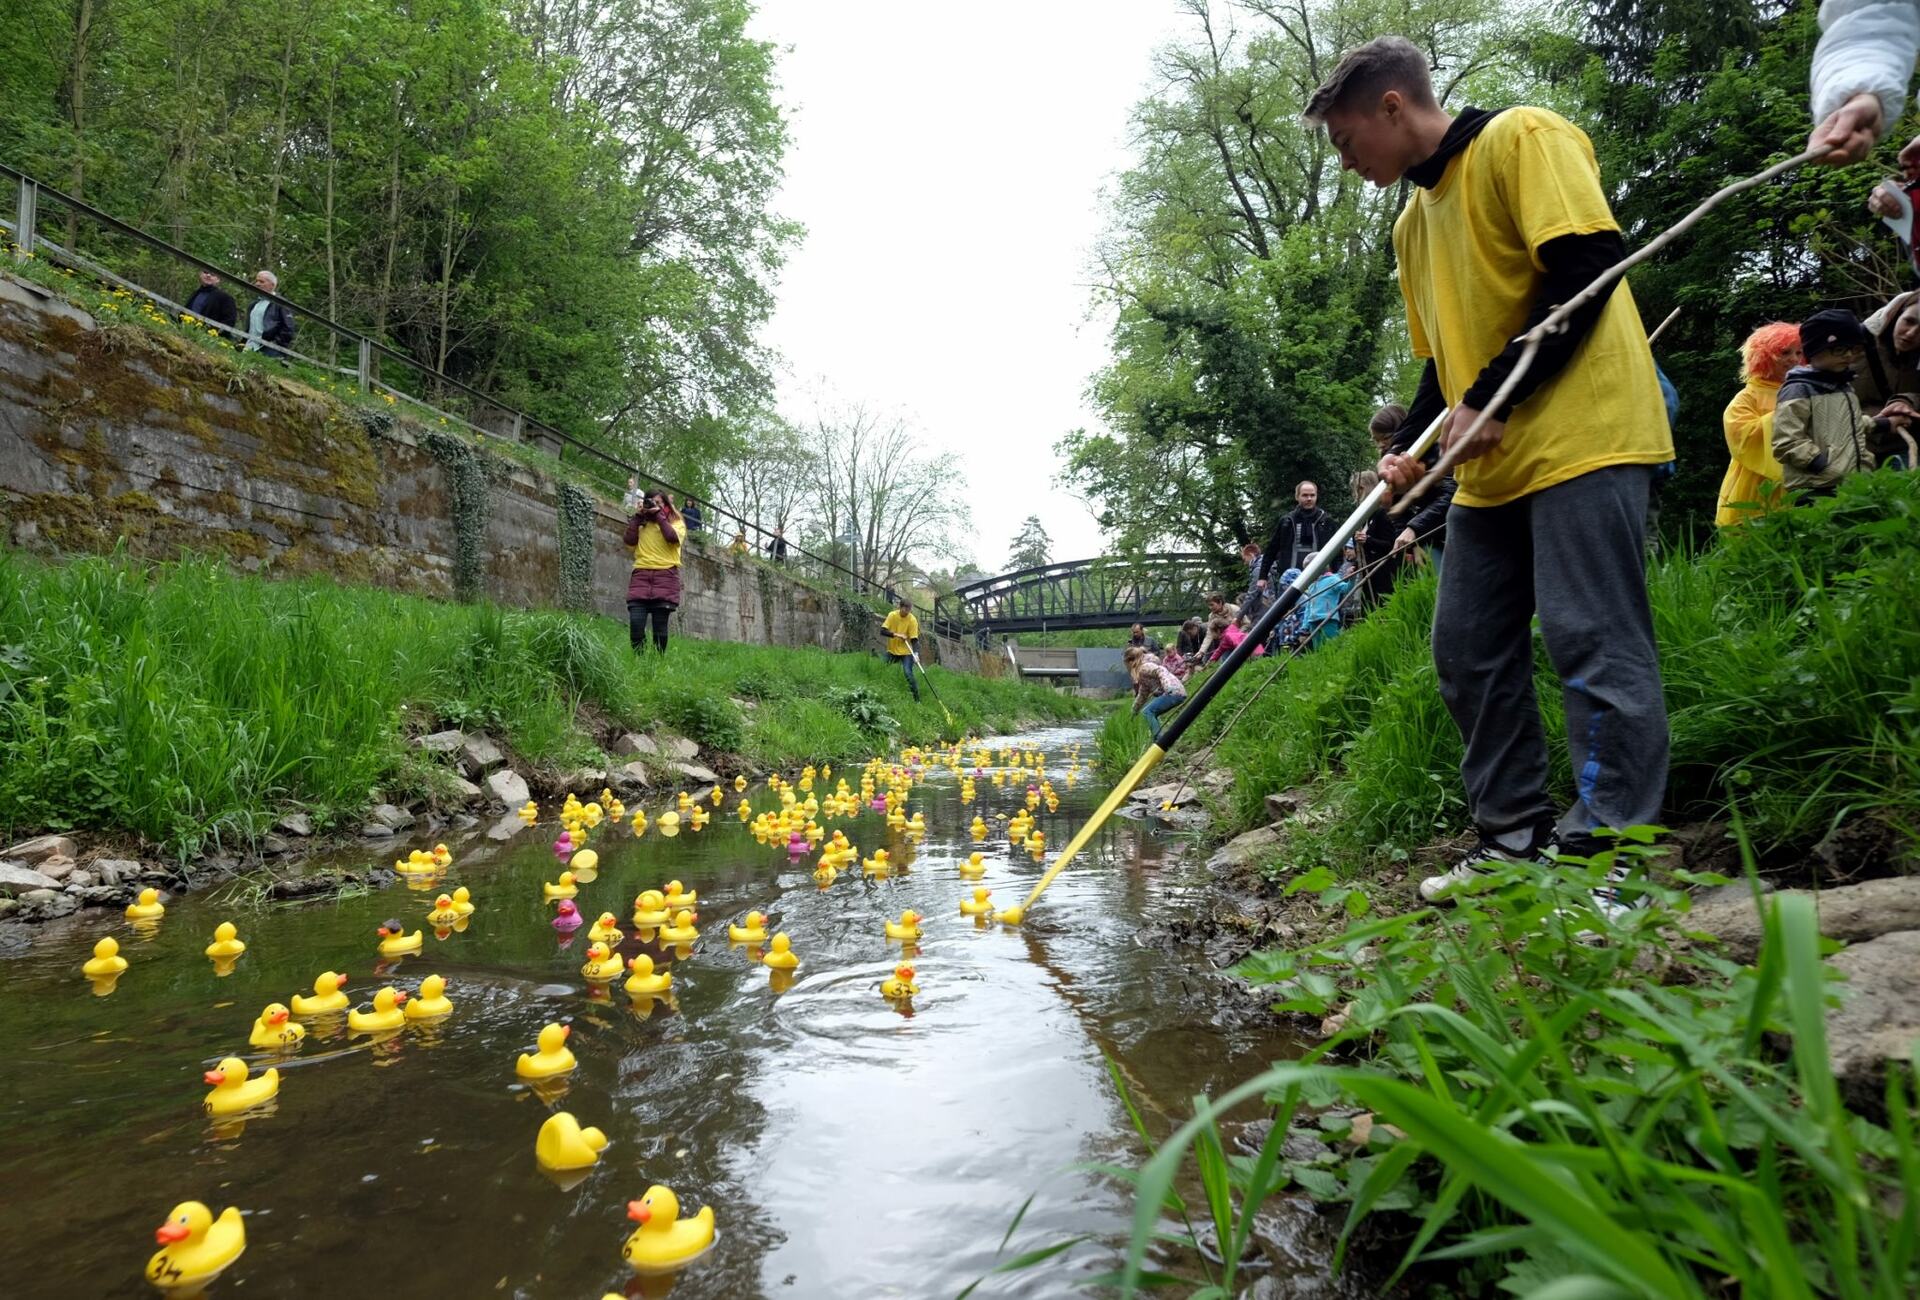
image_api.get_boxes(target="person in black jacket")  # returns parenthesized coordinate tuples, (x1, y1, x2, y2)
(243, 270, 296, 360)
(1259, 481, 1334, 579)
(1361, 402, 1453, 574)
(184, 272, 237, 331)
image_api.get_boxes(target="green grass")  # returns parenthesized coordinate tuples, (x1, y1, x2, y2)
(1096, 471, 1920, 868)
(0, 549, 1088, 856)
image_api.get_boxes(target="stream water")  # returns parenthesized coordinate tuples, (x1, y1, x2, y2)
(0, 724, 1305, 1298)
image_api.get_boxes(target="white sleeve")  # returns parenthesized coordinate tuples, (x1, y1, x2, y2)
(1812, 0, 1920, 132)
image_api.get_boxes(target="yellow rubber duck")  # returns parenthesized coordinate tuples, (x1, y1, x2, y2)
(581, 942, 625, 982)
(884, 910, 923, 941)
(348, 986, 410, 1033)
(960, 887, 994, 916)
(709, 785, 725, 806)
(959, 852, 987, 878)
(432, 842, 453, 868)
(969, 817, 988, 840)
(658, 810, 681, 833)
(125, 887, 166, 920)
(734, 774, 748, 791)
(571, 849, 601, 875)
(427, 894, 460, 926)
(993, 904, 1026, 926)
(248, 1002, 305, 1050)
(1028, 831, 1046, 851)
(761, 932, 800, 970)
(543, 871, 578, 900)
(662, 880, 698, 912)
(406, 974, 453, 1020)
(588, 912, 624, 945)
(688, 806, 709, 829)
(83, 936, 128, 979)
(203, 921, 246, 960)
(519, 800, 540, 824)
(516, 1022, 577, 1078)
(632, 889, 669, 929)
(880, 963, 919, 999)
(863, 849, 892, 875)
(376, 919, 423, 956)
(812, 861, 838, 885)
(625, 953, 672, 996)
(536, 1111, 609, 1171)
(622, 1185, 717, 1274)
(451, 886, 475, 916)
(146, 1201, 246, 1295)
(659, 910, 699, 945)
(202, 1056, 279, 1116)
(631, 810, 649, 836)
(727, 911, 768, 944)
(291, 971, 349, 1016)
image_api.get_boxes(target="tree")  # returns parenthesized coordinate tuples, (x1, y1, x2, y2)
(805, 397, 967, 592)
(1006, 516, 1052, 572)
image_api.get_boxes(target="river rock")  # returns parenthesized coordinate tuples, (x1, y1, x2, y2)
(260, 834, 292, 857)
(0, 862, 61, 894)
(1688, 877, 1920, 964)
(661, 735, 700, 762)
(558, 766, 607, 794)
(460, 735, 506, 774)
(1265, 789, 1308, 823)
(65, 869, 95, 889)
(92, 858, 141, 886)
(1197, 767, 1235, 791)
(1208, 824, 1284, 873)
(368, 803, 415, 831)
(1828, 929, 1920, 1110)
(4, 834, 79, 865)
(1130, 781, 1200, 808)
(449, 776, 483, 802)
(615, 733, 659, 757)
(1151, 804, 1211, 832)
(415, 728, 465, 754)
(276, 812, 313, 837)
(674, 762, 720, 785)
(611, 761, 653, 793)
(486, 812, 528, 841)
(485, 769, 532, 809)
(36, 855, 77, 882)
(0, 898, 17, 919)
(18, 888, 77, 919)
(359, 822, 393, 839)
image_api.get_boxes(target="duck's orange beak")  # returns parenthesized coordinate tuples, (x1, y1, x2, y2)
(203, 1069, 226, 1085)
(270, 1008, 288, 1024)
(560, 1024, 571, 1038)
(155, 1221, 191, 1244)
(335, 973, 349, 987)
(393, 991, 409, 1004)
(627, 1201, 651, 1224)
(377, 926, 392, 937)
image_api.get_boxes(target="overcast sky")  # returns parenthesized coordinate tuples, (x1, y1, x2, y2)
(748, 0, 1189, 575)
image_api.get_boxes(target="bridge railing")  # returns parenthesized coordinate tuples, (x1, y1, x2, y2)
(940, 553, 1233, 633)
(0, 160, 972, 640)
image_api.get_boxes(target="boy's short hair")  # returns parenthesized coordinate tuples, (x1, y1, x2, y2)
(1303, 36, 1437, 124)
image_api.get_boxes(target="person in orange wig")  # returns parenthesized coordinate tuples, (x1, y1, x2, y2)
(1716, 321, 1802, 526)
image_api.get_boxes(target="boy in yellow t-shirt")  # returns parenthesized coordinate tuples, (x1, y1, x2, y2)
(1306, 37, 1670, 923)
(880, 598, 921, 702)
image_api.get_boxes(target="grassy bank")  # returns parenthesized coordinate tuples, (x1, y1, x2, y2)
(1096, 470, 1920, 869)
(0, 550, 1088, 856)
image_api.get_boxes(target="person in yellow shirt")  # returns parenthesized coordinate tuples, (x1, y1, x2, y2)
(622, 488, 683, 653)
(1717, 322, 1799, 526)
(880, 597, 922, 703)
(1307, 36, 1670, 922)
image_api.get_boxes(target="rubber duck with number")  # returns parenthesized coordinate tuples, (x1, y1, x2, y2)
(146, 1201, 246, 1296)
(581, 942, 625, 982)
(880, 963, 919, 999)
(248, 1002, 305, 1050)
(427, 894, 461, 927)
(202, 1056, 279, 1116)
(883, 910, 923, 941)
(588, 911, 624, 945)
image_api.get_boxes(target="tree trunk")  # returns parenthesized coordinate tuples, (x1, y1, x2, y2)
(261, 19, 300, 267)
(322, 67, 338, 363)
(60, 0, 98, 251)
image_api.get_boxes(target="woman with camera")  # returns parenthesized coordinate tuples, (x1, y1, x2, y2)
(623, 487, 683, 654)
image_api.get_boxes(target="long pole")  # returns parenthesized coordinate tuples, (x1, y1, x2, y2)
(994, 409, 1449, 924)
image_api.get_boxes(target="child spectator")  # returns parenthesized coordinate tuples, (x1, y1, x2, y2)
(1297, 567, 1354, 650)
(1772, 309, 1905, 499)
(1716, 321, 1798, 526)
(1124, 646, 1187, 741)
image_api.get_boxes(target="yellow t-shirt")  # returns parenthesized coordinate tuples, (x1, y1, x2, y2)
(632, 521, 681, 571)
(1394, 107, 1672, 508)
(882, 610, 919, 657)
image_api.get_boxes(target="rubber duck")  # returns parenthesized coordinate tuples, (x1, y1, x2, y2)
(291, 971, 349, 1015)
(863, 849, 892, 875)
(631, 890, 669, 929)
(427, 894, 460, 926)
(881, 964, 919, 999)
(516, 1022, 577, 1078)
(621, 1185, 717, 1273)
(82, 936, 128, 979)
(554, 899, 584, 933)
(658, 810, 680, 830)
(663, 881, 698, 912)
(519, 800, 540, 824)
(676, 790, 692, 810)
(146, 1202, 246, 1295)
(432, 843, 453, 868)
(536, 1111, 609, 1171)
(761, 933, 800, 970)
(631, 810, 649, 836)
(625, 953, 672, 996)
(406, 974, 453, 1019)
(884, 910, 923, 941)
(582, 942, 625, 982)
(734, 774, 748, 791)
(960, 887, 994, 916)
(248, 1002, 305, 1049)
(959, 852, 987, 879)
(1028, 831, 1046, 851)
(202, 1056, 279, 1116)
(543, 871, 578, 899)
(992, 904, 1026, 926)
(588, 912, 624, 944)
(659, 910, 699, 945)
(348, 987, 409, 1033)
(203, 921, 246, 960)
(970, 817, 988, 839)
(571, 849, 601, 876)
(553, 831, 575, 860)
(727, 911, 768, 944)
(451, 886, 475, 916)
(811, 861, 838, 885)
(125, 887, 166, 920)
(377, 919, 423, 956)
(688, 806, 709, 829)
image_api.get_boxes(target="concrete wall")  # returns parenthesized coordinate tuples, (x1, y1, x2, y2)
(0, 271, 980, 669)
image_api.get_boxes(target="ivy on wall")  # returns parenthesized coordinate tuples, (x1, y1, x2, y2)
(556, 482, 597, 612)
(422, 429, 491, 602)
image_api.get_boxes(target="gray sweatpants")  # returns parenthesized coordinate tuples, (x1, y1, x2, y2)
(1432, 464, 1668, 840)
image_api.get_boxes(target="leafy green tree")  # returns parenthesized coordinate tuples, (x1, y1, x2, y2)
(1006, 516, 1052, 572)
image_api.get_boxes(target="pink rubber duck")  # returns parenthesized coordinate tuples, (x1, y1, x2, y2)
(553, 899, 583, 932)
(786, 831, 808, 857)
(553, 831, 574, 860)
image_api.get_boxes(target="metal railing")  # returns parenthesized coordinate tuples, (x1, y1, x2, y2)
(1, 160, 969, 640)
